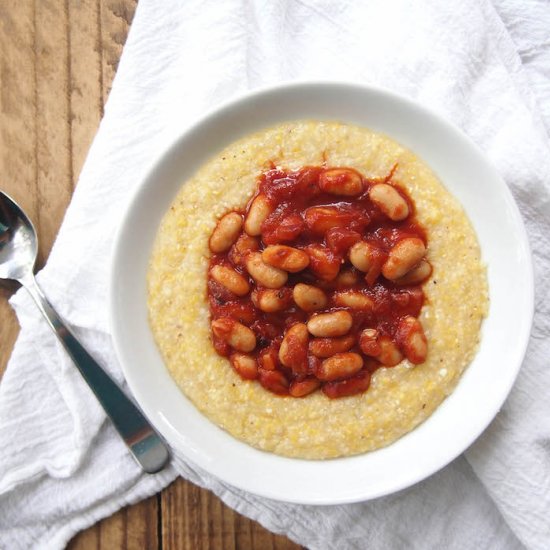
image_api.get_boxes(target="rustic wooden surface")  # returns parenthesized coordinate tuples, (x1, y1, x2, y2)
(0, 2, 302, 549)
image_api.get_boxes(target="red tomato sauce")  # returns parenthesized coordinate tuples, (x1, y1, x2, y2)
(207, 165, 430, 398)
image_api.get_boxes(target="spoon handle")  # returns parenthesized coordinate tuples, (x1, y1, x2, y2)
(19, 273, 170, 473)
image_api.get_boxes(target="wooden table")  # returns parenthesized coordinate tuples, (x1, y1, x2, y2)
(0, 2, 302, 548)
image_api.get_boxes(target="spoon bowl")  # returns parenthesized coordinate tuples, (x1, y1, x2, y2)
(0, 193, 38, 281)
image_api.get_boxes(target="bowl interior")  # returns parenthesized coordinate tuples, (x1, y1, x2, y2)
(110, 82, 533, 504)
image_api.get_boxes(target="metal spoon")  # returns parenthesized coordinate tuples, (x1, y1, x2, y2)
(0, 190, 169, 473)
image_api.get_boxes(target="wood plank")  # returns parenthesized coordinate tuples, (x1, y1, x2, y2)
(1, 2, 159, 549)
(69, 495, 159, 550)
(99, 0, 137, 103)
(68, 0, 104, 181)
(0, 1, 37, 217)
(0, 1, 37, 377)
(162, 478, 303, 550)
(34, 0, 73, 265)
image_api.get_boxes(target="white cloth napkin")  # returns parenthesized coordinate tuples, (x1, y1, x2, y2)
(1, 0, 549, 548)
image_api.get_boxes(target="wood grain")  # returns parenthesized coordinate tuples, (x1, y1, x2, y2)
(161, 482, 302, 550)
(0, 1, 33, 380)
(0, 2, 302, 549)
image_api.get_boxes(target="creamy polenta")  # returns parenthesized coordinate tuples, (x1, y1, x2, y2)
(147, 120, 488, 459)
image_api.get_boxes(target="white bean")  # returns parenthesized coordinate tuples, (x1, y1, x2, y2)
(245, 252, 288, 288)
(293, 283, 328, 312)
(333, 291, 374, 310)
(307, 311, 353, 337)
(309, 335, 355, 358)
(229, 233, 259, 265)
(244, 194, 272, 236)
(210, 265, 250, 296)
(359, 328, 381, 356)
(349, 241, 375, 272)
(212, 318, 256, 352)
(252, 288, 291, 312)
(335, 269, 360, 287)
(398, 316, 428, 364)
(262, 245, 310, 272)
(319, 168, 363, 196)
(316, 353, 364, 381)
(382, 238, 426, 280)
(369, 183, 409, 221)
(209, 212, 243, 253)
(289, 377, 321, 397)
(279, 323, 309, 373)
(377, 335, 403, 366)
(230, 353, 258, 380)
(393, 259, 432, 285)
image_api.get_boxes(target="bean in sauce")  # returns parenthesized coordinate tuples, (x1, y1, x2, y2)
(207, 165, 431, 398)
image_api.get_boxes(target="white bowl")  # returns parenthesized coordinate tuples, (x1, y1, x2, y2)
(110, 82, 533, 504)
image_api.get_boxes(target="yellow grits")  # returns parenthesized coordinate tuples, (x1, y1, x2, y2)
(147, 120, 488, 459)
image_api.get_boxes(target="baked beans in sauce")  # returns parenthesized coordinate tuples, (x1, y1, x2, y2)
(207, 165, 431, 398)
